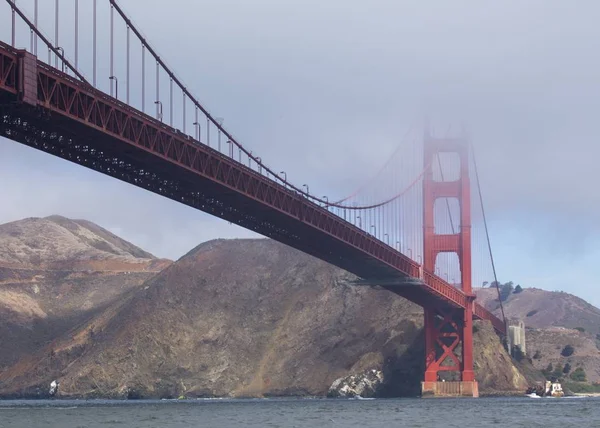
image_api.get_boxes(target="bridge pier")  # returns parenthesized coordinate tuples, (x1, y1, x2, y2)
(421, 380, 479, 398)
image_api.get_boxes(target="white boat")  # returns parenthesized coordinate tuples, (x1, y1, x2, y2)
(525, 393, 541, 398)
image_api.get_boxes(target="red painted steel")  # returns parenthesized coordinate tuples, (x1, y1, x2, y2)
(0, 42, 504, 337)
(422, 133, 478, 382)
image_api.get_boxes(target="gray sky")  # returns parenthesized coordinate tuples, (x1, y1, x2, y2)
(2, 1, 600, 305)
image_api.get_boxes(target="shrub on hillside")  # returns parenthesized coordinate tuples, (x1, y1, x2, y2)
(575, 327, 585, 333)
(561, 345, 575, 357)
(570, 367, 587, 382)
(563, 363, 572, 374)
(533, 350, 542, 360)
(526, 310, 538, 317)
(513, 285, 523, 293)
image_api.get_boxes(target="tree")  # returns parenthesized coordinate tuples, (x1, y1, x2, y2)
(482, 281, 489, 288)
(563, 363, 572, 374)
(542, 363, 553, 377)
(533, 350, 542, 360)
(513, 285, 523, 294)
(571, 368, 587, 382)
(552, 363, 564, 380)
(499, 282, 514, 301)
(561, 345, 575, 357)
(575, 327, 585, 333)
(512, 346, 525, 361)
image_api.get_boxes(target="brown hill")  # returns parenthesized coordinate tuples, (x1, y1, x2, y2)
(0, 239, 527, 398)
(0, 216, 169, 370)
(0, 215, 168, 271)
(476, 287, 600, 334)
(476, 286, 600, 384)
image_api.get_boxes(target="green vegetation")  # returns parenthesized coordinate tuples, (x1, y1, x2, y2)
(563, 363, 572, 374)
(499, 282, 514, 301)
(526, 310, 538, 317)
(565, 382, 600, 393)
(532, 350, 542, 360)
(575, 327, 585, 333)
(513, 285, 523, 294)
(561, 345, 575, 357)
(541, 363, 553, 377)
(512, 346, 525, 362)
(570, 367, 587, 382)
(552, 364, 564, 380)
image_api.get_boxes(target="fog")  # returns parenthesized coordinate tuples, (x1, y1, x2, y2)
(1, 0, 599, 304)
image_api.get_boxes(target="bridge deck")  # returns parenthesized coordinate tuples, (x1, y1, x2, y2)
(0, 42, 504, 334)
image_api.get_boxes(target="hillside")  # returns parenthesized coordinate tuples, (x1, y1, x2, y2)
(476, 287, 600, 334)
(0, 239, 527, 398)
(0, 216, 169, 370)
(0, 215, 168, 271)
(476, 286, 600, 384)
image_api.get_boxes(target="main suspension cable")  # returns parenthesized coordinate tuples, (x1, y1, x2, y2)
(471, 144, 506, 327)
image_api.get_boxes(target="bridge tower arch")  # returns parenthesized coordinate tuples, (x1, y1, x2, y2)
(421, 131, 478, 397)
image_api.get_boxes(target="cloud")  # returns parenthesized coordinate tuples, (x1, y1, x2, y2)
(1, 0, 599, 302)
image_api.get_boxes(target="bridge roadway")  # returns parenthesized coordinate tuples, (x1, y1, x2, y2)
(0, 42, 504, 334)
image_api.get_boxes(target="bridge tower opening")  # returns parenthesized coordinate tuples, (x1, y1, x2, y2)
(421, 131, 478, 397)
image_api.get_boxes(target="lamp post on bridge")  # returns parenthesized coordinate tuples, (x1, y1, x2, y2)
(279, 171, 287, 186)
(322, 196, 329, 210)
(109, 75, 118, 100)
(356, 215, 361, 228)
(302, 184, 309, 196)
(408, 248, 413, 260)
(193, 121, 201, 141)
(396, 241, 400, 251)
(216, 117, 224, 152)
(154, 101, 163, 122)
(56, 46, 65, 72)
(384, 233, 389, 245)
(370, 225, 376, 238)
(256, 157, 262, 174)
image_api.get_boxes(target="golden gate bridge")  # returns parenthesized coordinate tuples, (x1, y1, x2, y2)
(0, 0, 507, 397)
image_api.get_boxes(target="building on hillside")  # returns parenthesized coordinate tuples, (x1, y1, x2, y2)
(507, 319, 526, 357)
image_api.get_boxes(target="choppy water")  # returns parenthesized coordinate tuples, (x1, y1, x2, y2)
(0, 397, 598, 428)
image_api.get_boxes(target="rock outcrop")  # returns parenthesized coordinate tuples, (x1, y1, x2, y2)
(328, 369, 384, 398)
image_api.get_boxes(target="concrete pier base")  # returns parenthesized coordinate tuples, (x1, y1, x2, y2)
(421, 381, 479, 398)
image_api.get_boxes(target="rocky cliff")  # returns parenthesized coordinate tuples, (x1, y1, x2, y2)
(0, 236, 528, 398)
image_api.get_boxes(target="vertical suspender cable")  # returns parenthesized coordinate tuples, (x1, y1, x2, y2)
(155, 61, 159, 117)
(141, 45, 145, 112)
(34, 0, 38, 54)
(206, 117, 210, 147)
(169, 78, 173, 126)
(55, 0, 59, 67)
(74, 0, 78, 70)
(110, 4, 114, 96)
(11, 0, 15, 47)
(126, 26, 130, 104)
(93, 0, 96, 87)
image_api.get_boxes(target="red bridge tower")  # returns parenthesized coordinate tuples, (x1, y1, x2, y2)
(421, 132, 478, 397)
